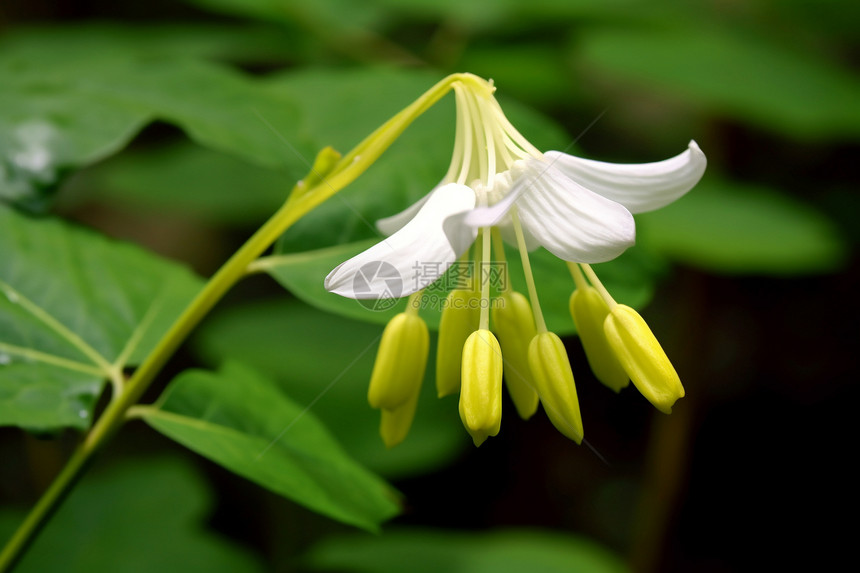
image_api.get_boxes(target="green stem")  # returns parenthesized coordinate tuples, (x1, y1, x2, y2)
(566, 261, 588, 291)
(478, 226, 492, 331)
(510, 209, 547, 333)
(580, 263, 618, 309)
(490, 228, 510, 293)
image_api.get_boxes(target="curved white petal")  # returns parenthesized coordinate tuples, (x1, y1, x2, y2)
(375, 188, 434, 236)
(545, 140, 706, 214)
(515, 162, 635, 263)
(444, 161, 535, 252)
(326, 183, 476, 299)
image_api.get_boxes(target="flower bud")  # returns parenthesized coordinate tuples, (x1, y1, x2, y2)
(436, 289, 480, 397)
(459, 329, 503, 446)
(492, 291, 539, 419)
(569, 287, 629, 392)
(603, 305, 684, 414)
(293, 146, 342, 198)
(368, 313, 429, 410)
(379, 393, 420, 449)
(527, 332, 583, 443)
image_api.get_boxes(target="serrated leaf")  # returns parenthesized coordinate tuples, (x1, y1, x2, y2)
(0, 457, 264, 572)
(192, 298, 465, 478)
(0, 205, 202, 430)
(636, 179, 847, 275)
(577, 27, 860, 139)
(139, 362, 401, 531)
(305, 528, 629, 573)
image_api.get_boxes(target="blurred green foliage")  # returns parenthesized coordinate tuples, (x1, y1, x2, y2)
(305, 528, 630, 573)
(0, 457, 265, 572)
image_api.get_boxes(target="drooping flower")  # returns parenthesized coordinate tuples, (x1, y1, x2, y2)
(324, 74, 706, 446)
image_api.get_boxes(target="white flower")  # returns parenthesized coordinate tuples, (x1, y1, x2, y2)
(321, 74, 707, 446)
(325, 76, 706, 299)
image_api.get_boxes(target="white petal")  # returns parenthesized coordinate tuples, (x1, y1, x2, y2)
(443, 161, 525, 248)
(545, 140, 706, 214)
(515, 162, 635, 263)
(375, 189, 434, 235)
(326, 183, 476, 299)
(441, 162, 542, 253)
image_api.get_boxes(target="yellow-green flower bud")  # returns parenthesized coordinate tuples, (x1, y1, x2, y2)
(527, 332, 583, 444)
(292, 146, 342, 198)
(459, 329, 503, 446)
(379, 393, 420, 449)
(603, 305, 684, 414)
(492, 291, 540, 419)
(368, 313, 429, 410)
(569, 287, 629, 393)
(436, 289, 480, 397)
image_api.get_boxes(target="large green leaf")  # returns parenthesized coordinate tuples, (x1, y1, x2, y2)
(75, 142, 291, 225)
(192, 298, 466, 478)
(0, 71, 149, 209)
(0, 22, 296, 65)
(183, 0, 388, 32)
(0, 457, 264, 572)
(305, 529, 629, 573)
(0, 205, 202, 430)
(577, 27, 860, 139)
(183, 0, 658, 31)
(139, 362, 401, 531)
(636, 179, 847, 275)
(0, 29, 307, 207)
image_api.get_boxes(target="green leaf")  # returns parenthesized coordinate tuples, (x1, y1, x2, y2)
(0, 29, 307, 207)
(636, 179, 848, 275)
(183, 0, 388, 32)
(192, 298, 466, 478)
(0, 457, 264, 572)
(577, 27, 860, 139)
(0, 205, 202, 430)
(76, 142, 290, 225)
(305, 528, 629, 573)
(139, 362, 401, 531)
(0, 74, 149, 210)
(84, 59, 308, 172)
(0, 22, 297, 65)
